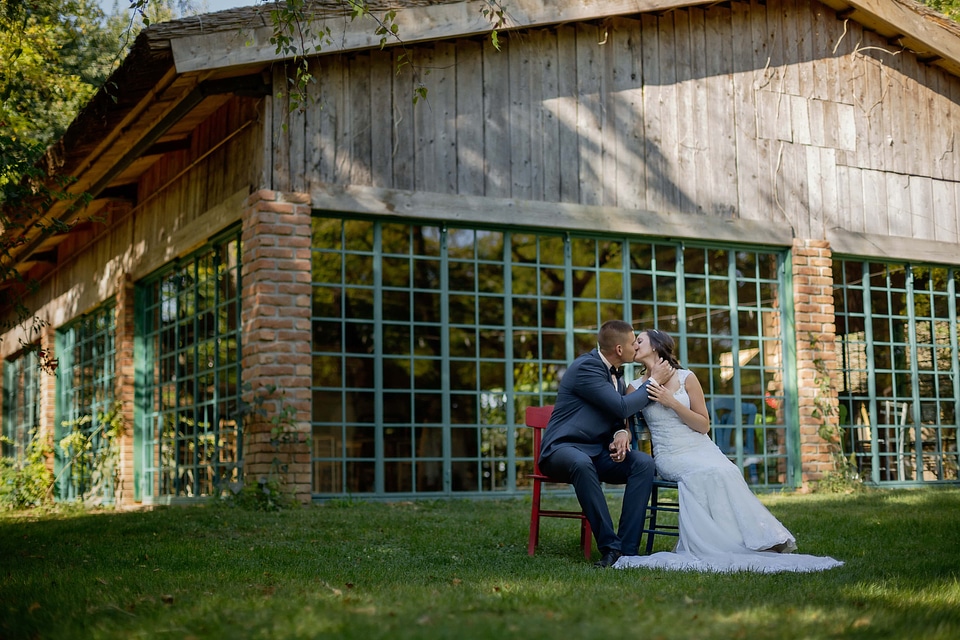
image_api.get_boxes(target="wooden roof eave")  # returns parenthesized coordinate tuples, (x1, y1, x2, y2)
(2, 65, 190, 275)
(169, 0, 712, 73)
(169, 0, 960, 83)
(1, 36, 269, 279)
(822, 0, 960, 77)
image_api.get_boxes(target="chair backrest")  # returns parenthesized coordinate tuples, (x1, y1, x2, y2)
(741, 402, 758, 425)
(709, 398, 758, 424)
(525, 405, 555, 475)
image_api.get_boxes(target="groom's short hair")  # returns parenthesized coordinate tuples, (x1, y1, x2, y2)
(598, 320, 634, 351)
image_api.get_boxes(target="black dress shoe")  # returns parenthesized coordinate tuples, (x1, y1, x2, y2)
(594, 549, 622, 568)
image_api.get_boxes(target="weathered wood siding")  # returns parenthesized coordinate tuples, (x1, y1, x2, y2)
(273, 0, 960, 246)
(130, 97, 261, 280)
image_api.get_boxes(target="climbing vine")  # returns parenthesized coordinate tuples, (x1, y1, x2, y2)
(808, 332, 862, 492)
(229, 384, 306, 511)
(0, 430, 54, 510)
(264, 0, 510, 110)
(57, 403, 126, 506)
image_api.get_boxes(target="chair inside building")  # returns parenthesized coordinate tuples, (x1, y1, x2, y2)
(709, 398, 760, 483)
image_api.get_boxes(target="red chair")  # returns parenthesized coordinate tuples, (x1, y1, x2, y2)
(526, 405, 592, 559)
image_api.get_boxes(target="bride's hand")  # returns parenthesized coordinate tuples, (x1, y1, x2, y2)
(647, 379, 665, 403)
(647, 380, 675, 409)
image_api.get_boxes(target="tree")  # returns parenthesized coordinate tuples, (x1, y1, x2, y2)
(917, 1, 960, 21)
(0, 1, 120, 152)
(1, 0, 130, 326)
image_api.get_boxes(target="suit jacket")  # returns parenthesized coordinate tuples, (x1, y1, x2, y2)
(540, 349, 653, 461)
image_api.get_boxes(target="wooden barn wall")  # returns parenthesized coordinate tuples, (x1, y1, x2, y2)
(273, 0, 960, 247)
(129, 96, 262, 280)
(0, 97, 262, 358)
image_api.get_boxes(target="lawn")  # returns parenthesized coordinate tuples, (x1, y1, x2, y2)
(1, 488, 959, 639)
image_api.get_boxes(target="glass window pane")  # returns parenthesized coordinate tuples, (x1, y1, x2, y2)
(139, 232, 242, 501)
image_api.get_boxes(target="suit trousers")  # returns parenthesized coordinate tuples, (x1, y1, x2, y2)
(540, 446, 654, 556)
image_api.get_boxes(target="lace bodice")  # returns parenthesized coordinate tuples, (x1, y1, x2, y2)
(637, 370, 715, 481)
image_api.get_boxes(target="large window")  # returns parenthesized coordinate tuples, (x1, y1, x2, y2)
(55, 303, 117, 502)
(631, 245, 791, 486)
(312, 216, 790, 497)
(835, 260, 960, 485)
(136, 232, 243, 501)
(2, 348, 40, 463)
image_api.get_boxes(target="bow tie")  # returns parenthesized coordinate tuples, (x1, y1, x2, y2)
(610, 366, 623, 378)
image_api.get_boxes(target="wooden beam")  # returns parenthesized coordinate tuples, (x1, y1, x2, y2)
(840, 0, 960, 63)
(170, 0, 712, 73)
(308, 183, 796, 247)
(6, 74, 267, 276)
(142, 137, 192, 157)
(96, 184, 139, 202)
(170, 0, 960, 79)
(828, 229, 960, 266)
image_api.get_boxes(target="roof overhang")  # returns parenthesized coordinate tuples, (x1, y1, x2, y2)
(169, 1, 960, 79)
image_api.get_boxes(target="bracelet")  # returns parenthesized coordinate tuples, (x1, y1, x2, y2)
(613, 428, 630, 440)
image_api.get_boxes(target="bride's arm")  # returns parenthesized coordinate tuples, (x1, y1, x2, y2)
(650, 372, 711, 434)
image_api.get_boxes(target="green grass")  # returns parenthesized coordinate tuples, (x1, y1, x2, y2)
(2, 488, 959, 639)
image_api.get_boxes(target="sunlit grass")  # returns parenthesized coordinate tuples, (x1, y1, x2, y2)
(2, 488, 959, 639)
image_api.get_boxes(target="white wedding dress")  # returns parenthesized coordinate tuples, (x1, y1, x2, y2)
(615, 370, 843, 573)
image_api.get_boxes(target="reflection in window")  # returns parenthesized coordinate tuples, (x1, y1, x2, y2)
(835, 260, 960, 484)
(139, 233, 243, 500)
(2, 348, 40, 463)
(631, 246, 786, 486)
(56, 303, 116, 503)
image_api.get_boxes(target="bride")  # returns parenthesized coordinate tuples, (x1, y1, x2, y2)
(614, 329, 843, 573)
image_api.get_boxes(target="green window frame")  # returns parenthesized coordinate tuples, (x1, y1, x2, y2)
(835, 259, 960, 485)
(55, 302, 117, 503)
(312, 216, 793, 497)
(2, 348, 40, 463)
(627, 245, 795, 486)
(135, 230, 243, 502)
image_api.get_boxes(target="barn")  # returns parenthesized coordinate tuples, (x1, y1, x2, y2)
(2, 0, 959, 506)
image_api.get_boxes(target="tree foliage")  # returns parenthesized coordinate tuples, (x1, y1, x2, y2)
(0, 1, 119, 151)
(917, 0, 960, 22)
(1, 0, 131, 329)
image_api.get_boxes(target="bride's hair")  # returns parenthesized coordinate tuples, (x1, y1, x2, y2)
(643, 329, 683, 370)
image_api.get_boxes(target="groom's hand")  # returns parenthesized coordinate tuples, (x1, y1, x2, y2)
(609, 430, 630, 462)
(647, 357, 674, 385)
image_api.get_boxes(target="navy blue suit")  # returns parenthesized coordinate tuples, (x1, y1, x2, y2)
(539, 349, 655, 556)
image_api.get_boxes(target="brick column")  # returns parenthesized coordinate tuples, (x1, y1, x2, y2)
(114, 273, 136, 507)
(792, 239, 839, 488)
(240, 190, 313, 504)
(39, 323, 58, 481)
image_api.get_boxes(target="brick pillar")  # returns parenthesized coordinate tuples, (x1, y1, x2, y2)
(39, 323, 57, 481)
(240, 189, 313, 504)
(792, 239, 839, 488)
(114, 273, 136, 507)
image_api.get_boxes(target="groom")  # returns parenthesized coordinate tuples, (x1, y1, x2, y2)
(539, 320, 674, 568)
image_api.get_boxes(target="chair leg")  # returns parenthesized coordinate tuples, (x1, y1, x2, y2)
(528, 480, 542, 556)
(645, 484, 659, 555)
(580, 518, 592, 559)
